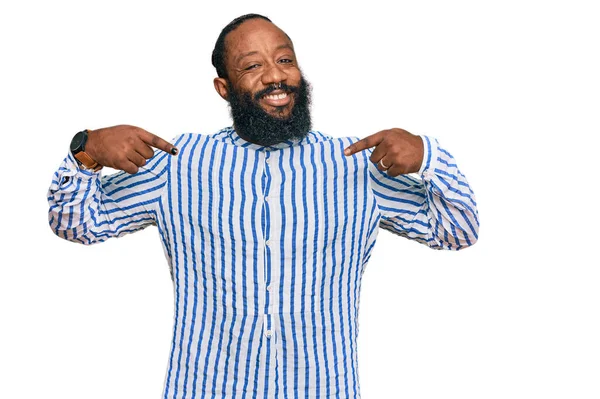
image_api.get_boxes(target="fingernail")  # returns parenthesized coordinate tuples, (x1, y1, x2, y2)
(344, 148, 350, 155)
(171, 147, 178, 155)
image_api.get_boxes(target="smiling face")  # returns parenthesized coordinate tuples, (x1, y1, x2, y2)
(213, 17, 311, 146)
(217, 18, 301, 118)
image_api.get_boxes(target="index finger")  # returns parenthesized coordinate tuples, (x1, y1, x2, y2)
(139, 130, 178, 155)
(344, 131, 386, 156)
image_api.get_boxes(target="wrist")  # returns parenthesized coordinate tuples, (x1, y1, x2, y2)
(70, 129, 103, 172)
(410, 134, 425, 174)
(84, 129, 100, 163)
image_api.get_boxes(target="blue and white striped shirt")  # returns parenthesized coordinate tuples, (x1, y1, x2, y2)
(48, 126, 479, 398)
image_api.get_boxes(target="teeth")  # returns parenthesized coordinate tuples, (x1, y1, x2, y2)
(264, 93, 287, 100)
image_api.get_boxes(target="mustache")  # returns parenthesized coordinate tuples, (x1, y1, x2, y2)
(253, 82, 299, 102)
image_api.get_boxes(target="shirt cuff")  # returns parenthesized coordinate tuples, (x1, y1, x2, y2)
(418, 135, 438, 176)
(54, 151, 101, 187)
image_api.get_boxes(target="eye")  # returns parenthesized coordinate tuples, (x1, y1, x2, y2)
(278, 58, 293, 64)
(244, 64, 260, 71)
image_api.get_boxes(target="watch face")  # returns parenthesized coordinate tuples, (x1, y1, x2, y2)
(70, 130, 87, 153)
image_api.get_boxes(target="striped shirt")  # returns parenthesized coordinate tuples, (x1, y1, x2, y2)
(48, 126, 479, 398)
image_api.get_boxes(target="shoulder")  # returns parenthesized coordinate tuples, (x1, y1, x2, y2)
(302, 130, 332, 144)
(169, 129, 230, 149)
(302, 130, 361, 146)
(205, 126, 235, 142)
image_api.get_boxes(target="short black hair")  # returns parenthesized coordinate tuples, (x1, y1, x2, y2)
(211, 14, 272, 79)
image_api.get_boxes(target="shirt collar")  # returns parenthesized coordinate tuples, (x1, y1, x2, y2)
(222, 126, 329, 151)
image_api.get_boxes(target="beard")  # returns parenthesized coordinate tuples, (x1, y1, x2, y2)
(227, 75, 312, 147)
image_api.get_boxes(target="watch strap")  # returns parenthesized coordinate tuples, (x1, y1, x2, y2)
(74, 150, 103, 172)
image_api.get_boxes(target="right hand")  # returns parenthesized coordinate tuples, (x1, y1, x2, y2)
(85, 125, 178, 174)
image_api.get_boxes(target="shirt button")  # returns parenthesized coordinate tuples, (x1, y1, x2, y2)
(265, 330, 273, 338)
(267, 284, 272, 292)
(266, 240, 271, 246)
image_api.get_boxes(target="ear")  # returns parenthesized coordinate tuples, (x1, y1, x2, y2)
(213, 77, 230, 101)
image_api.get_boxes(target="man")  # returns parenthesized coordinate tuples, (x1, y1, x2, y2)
(48, 13, 478, 399)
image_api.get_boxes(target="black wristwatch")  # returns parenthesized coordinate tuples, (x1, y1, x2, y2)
(70, 129, 102, 171)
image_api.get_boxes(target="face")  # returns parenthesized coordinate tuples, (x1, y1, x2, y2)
(214, 18, 312, 146)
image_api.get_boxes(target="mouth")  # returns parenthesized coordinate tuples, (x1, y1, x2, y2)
(261, 90, 292, 107)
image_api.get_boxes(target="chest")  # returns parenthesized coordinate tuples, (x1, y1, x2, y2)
(163, 138, 376, 251)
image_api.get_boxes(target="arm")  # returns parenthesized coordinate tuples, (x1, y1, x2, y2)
(345, 129, 479, 250)
(48, 150, 171, 244)
(47, 125, 179, 245)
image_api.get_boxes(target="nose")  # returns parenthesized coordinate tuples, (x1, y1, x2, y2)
(260, 62, 288, 86)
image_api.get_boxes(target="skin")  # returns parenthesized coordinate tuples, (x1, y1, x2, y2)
(213, 19, 302, 125)
(344, 128, 424, 177)
(85, 125, 176, 174)
(84, 18, 424, 177)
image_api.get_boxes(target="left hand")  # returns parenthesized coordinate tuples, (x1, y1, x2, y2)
(343, 128, 424, 176)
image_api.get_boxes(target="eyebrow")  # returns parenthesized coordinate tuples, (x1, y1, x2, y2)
(235, 44, 295, 64)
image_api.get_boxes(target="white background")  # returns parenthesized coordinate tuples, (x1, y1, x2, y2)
(1, 0, 599, 398)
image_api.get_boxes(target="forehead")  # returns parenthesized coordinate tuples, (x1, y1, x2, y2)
(225, 19, 293, 62)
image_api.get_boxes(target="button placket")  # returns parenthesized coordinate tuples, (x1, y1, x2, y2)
(262, 149, 282, 341)
(263, 150, 274, 318)
(263, 313, 274, 339)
